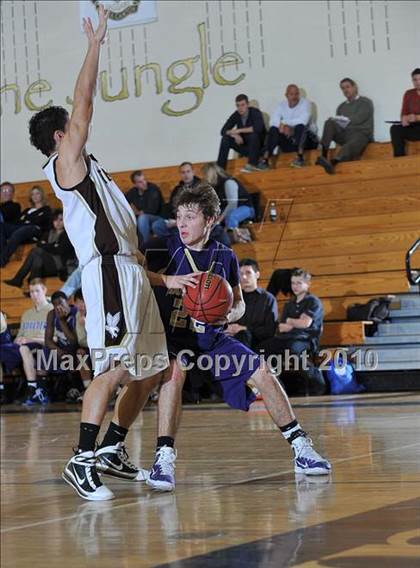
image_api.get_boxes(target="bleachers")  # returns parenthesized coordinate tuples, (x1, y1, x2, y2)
(1, 141, 420, 352)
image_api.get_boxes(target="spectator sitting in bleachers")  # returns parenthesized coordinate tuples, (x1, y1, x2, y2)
(0, 182, 21, 224)
(4, 209, 75, 289)
(226, 258, 278, 349)
(73, 288, 92, 399)
(390, 68, 420, 157)
(0, 280, 53, 405)
(152, 162, 201, 238)
(125, 170, 163, 244)
(0, 185, 52, 267)
(217, 93, 266, 173)
(260, 268, 326, 395)
(202, 162, 255, 244)
(259, 84, 318, 169)
(316, 78, 374, 174)
(37, 291, 79, 404)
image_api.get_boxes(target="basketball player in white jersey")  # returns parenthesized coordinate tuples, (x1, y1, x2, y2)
(28, 6, 197, 501)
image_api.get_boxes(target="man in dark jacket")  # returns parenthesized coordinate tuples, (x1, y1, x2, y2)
(217, 94, 266, 172)
(0, 182, 21, 224)
(125, 170, 163, 244)
(226, 258, 278, 349)
(152, 162, 201, 238)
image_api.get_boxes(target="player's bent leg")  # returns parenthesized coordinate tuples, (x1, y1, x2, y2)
(251, 365, 331, 476)
(147, 360, 185, 492)
(62, 365, 127, 501)
(96, 372, 164, 482)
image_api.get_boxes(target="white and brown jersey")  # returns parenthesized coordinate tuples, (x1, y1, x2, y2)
(43, 153, 138, 268)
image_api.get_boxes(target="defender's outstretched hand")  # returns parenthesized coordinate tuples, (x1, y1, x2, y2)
(82, 4, 109, 45)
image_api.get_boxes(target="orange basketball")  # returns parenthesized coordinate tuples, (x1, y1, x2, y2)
(183, 272, 234, 324)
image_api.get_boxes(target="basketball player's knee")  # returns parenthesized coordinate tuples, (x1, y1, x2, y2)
(251, 366, 275, 388)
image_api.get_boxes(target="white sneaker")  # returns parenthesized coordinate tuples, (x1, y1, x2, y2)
(292, 436, 331, 476)
(146, 446, 177, 491)
(62, 450, 115, 501)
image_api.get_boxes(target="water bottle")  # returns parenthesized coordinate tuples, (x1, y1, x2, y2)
(269, 201, 277, 222)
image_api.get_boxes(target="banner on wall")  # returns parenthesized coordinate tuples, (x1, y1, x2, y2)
(79, 1, 157, 30)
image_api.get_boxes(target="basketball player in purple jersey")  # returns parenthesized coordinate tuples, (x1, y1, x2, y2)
(142, 184, 331, 491)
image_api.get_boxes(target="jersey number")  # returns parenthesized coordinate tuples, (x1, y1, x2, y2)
(169, 296, 205, 333)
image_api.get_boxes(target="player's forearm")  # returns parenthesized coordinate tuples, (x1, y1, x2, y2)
(287, 317, 310, 329)
(146, 270, 166, 287)
(227, 300, 246, 323)
(73, 41, 101, 119)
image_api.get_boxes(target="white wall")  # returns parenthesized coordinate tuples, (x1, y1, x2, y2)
(1, 0, 419, 182)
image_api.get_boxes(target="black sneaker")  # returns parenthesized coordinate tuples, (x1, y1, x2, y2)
(95, 442, 148, 481)
(62, 450, 114, 501)
(65, 388, 82, 403)
(315, 156, 335, 174)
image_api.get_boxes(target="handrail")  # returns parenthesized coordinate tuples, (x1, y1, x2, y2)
(405, 238, 420, 285)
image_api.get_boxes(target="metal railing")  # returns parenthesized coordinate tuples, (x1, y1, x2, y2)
(405, 238, 420, 286)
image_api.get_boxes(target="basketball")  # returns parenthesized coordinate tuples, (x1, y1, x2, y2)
(183, 272, 234, 323)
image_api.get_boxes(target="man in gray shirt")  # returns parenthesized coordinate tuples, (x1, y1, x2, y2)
(316, 78, 374, 174)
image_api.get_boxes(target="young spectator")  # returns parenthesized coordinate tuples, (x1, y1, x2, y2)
(0, 185, 52, 266)
(390, 68, 420, 156)
(4, 209, 75, 289)
(0, 182, 21, 224)
(125, 170, 163, 244)
(42, 291, 78, 370)
(0, 280, 53, 405)
(217, 94, 266, 172)
(260, 84, 318, 168)
(152, 162, 201, 238)
(316, 78, 374, 174)
(202, 163, 254, 243)
(73, 288, 92, 396)
(226, 259, 278, 349)
(260, 269, 326, 395)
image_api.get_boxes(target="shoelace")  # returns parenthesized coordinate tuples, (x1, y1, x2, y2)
(155, 447, 176, 475)
(116, 444, 137, 470)
(35, 388, 47, 403)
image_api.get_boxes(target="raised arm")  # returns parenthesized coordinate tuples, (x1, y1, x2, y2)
(56, 6, 108, 186)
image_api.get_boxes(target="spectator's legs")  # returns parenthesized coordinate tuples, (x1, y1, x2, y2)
(217, 135, 237, 169)
(390, 123, 420, 157)
(2, 225, 41, 266)
(224, 205, 255, 229)
(137, 214, 161, 244)
(209, 224, 231, 247)
(336, 132, 369, 162)
(243, 132, 263, 166)
(60, 266, 82, 297)
(320, 118, 340, 157)
(152, 218, 176, 238)
(266, 126, 281, 157)
(5, 248, 57, 287)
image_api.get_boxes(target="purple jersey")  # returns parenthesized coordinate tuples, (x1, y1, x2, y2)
(143, 234, 260, 411)
(144, 234, 240, 351)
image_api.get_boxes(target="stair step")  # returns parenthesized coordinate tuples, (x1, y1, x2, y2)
(354, 346, 420, 361)
(377, 322, 420, 335)
(398, 295, 420, 309)
(364, 335, 420, 345)
(356, 361, 420, 371)
(390, 308, 420, 318)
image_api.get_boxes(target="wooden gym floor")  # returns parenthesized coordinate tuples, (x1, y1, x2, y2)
(1, 392, 420, 567)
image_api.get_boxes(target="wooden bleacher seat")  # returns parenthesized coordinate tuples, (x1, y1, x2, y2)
(2, 141, 420, 348)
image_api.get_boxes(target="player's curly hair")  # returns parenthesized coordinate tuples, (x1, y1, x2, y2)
(174, 183, 221, 219)
(29, 106, 69, 157)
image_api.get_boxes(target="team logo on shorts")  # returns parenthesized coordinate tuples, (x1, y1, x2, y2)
(105, 312, 121, 338)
